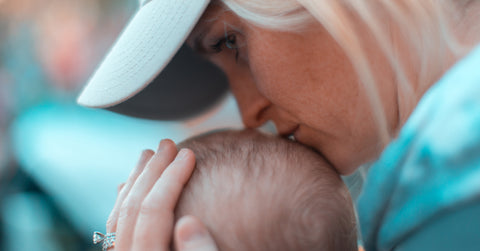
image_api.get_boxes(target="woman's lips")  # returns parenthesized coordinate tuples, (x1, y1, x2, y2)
(291, 127, 301, 142)
(288, 134, 296, 141)
(280, 125, 300, 141)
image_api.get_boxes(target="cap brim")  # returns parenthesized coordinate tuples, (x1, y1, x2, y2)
(77, 0, 228, 120)
(107, 45, 229, 120)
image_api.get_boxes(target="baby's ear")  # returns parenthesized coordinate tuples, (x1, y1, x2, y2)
(174, 215, 219, 251)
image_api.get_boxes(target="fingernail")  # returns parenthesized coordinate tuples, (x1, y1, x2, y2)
(157, 139, 168, 152)
(117, 183, 125, 193)
(176, 149, 189, 161)
(139, 150, 151, 162)
(130, 150, 151, 176)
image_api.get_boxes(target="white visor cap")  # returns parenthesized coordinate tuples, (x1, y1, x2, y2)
(77, 0, 229, 120)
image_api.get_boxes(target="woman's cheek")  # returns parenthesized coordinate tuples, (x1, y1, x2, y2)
(246, 56, 282, 99)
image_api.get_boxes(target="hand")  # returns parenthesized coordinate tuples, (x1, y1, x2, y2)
(106, 139, 218, 251)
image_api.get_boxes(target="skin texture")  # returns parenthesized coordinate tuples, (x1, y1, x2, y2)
(107, 2, 480, 251)
(187, 4, 401, 174)
(106, 140, 216, 251)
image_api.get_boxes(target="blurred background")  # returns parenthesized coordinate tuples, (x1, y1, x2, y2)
(0, 0, 244, 250)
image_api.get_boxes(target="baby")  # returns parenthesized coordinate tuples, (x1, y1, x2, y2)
(175, 129, 358, 251)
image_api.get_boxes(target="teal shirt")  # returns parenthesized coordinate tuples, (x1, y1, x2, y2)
(357, 44, 480, 251)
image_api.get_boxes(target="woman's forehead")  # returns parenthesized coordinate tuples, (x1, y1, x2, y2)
(188, 3, 237, 42)
(198, 2, 230, 26)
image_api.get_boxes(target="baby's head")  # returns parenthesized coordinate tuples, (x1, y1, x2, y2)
(175, 130, 357, 251)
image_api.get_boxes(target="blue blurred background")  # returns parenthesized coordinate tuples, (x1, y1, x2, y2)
(0, 0, 244, 250)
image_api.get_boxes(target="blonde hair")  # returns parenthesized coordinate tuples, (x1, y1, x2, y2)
(219, 0, 473, 144)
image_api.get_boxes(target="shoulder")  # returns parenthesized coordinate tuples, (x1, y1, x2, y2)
(357, 44, 480, 251)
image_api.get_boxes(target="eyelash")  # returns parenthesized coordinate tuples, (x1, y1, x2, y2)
(210, 33, 240, 62)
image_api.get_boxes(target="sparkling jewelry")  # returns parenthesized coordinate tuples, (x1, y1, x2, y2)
(93, 231, 116, 251)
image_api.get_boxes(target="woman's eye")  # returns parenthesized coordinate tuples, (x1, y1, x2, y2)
(225, 34, 238, 49)
(210, 33, 241, 62)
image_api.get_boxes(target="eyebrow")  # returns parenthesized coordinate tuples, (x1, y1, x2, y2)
(190, 1, 235, 54)
(191, 17, 221, 55)
(190, 3, 229, 54)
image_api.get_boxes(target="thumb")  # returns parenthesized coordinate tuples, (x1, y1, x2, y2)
(174, 215, 218, 251)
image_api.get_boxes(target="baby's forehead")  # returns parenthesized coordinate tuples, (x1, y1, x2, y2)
(183, 129, 321, 157)
(181, 130, 334, 177)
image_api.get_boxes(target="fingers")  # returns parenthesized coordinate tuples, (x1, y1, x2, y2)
(116, 139, 178, 251)
(107, 149, 154, 233)
(106, 140, 199, 251)
(174, 216, 218, 251)
(117, 183, 126, 194)
(132, 149, 196, 250)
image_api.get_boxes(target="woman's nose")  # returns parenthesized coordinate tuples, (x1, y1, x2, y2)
(238, 92, 271, 128)
(229, 79, 271, 129)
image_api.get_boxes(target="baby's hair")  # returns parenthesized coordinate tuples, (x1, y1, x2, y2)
(176, 129, 357, 251)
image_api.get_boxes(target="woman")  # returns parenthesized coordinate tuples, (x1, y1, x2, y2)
(80, 0, 480, 250)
